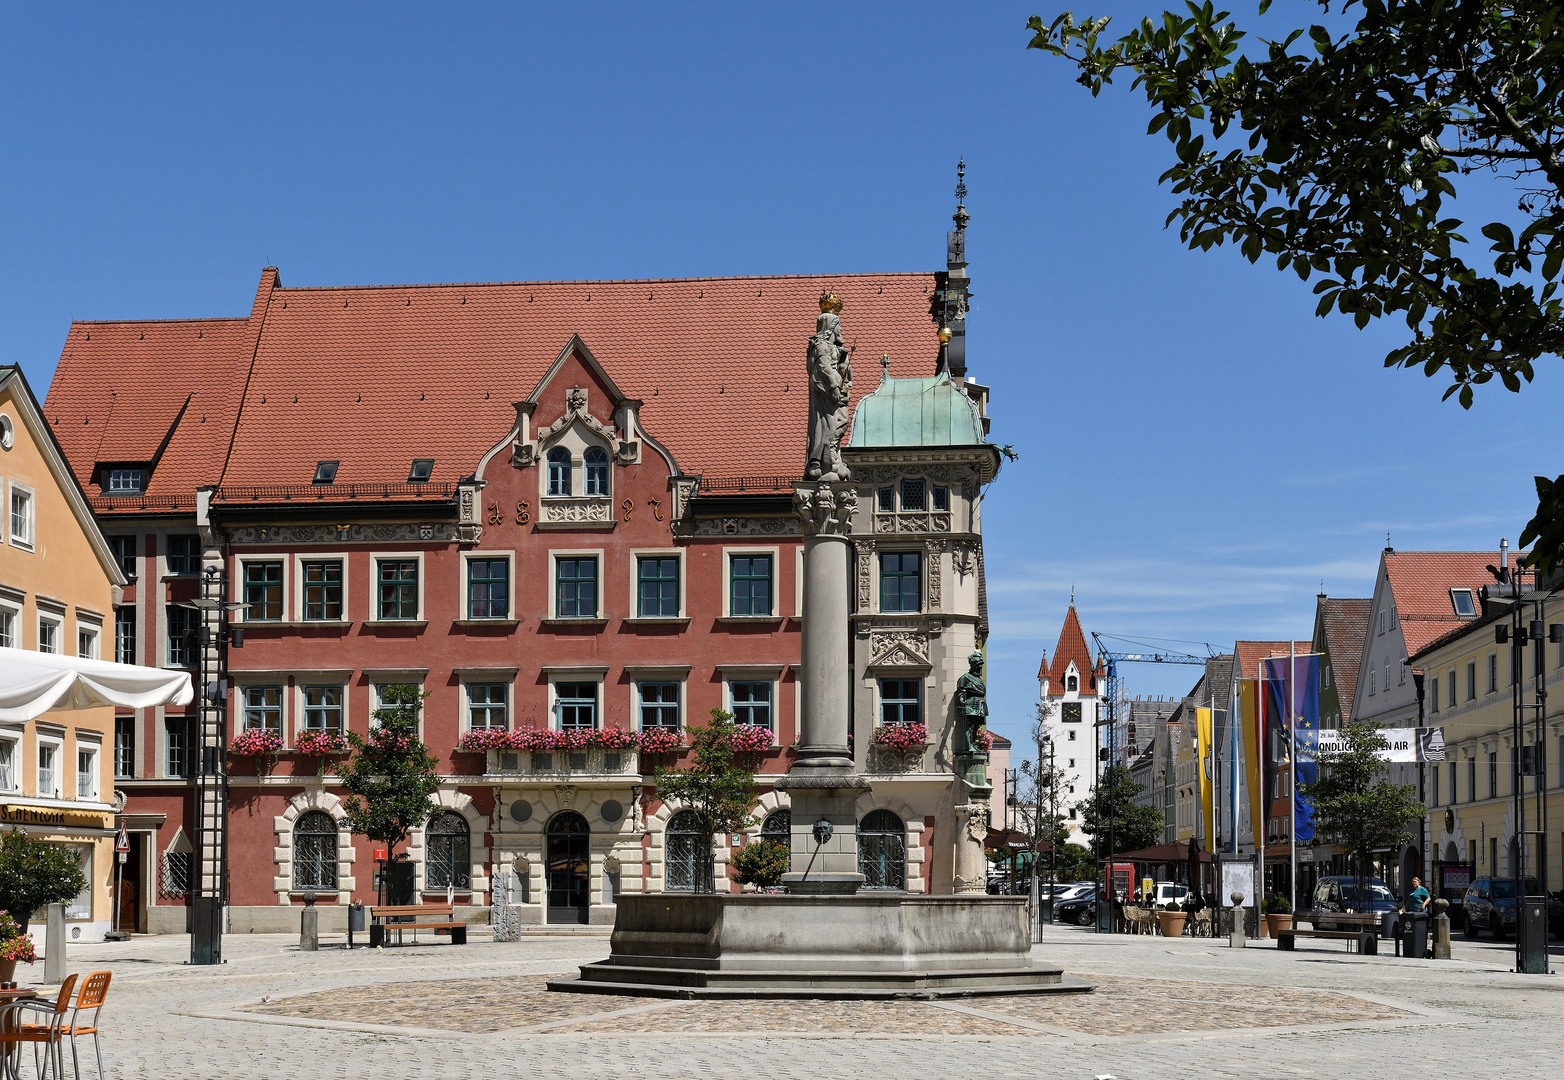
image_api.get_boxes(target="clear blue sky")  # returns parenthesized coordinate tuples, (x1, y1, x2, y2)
(2, 4, 1554, 757)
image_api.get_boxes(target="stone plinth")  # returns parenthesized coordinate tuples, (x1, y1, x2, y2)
(774, 774, 871, 894)
(548, 894, 1089, 999)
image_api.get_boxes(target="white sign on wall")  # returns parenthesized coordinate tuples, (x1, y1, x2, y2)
(1314, 727, 1444, 762)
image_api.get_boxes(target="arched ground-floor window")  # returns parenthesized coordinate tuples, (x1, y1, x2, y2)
(858, 809, 905, 890)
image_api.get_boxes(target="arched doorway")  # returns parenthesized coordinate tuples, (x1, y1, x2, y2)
(858, 810, 905, 890)
(546, 811, 590, 923)
(665, 809, 713, 893)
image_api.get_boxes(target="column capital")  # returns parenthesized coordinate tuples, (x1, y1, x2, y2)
(793, 481, 859, 539)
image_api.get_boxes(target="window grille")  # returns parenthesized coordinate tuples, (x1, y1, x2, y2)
(858, 810, 905, 889)
(160, 850, 191, 897)
(665, 809, 712, 892)
(876, 487, 894, 511)
(761, 810, 791, 852)
(931, 486, 949, 511)
(293, 811, 339, 891)
(899, 478, 926, 511)
(425, 812, 471, 890)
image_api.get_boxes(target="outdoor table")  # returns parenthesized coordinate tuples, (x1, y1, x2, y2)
(0, 989, 40, 1080)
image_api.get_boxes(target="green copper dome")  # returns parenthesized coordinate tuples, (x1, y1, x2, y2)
(847, 368, 984, 448)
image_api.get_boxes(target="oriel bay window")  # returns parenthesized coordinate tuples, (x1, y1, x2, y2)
(879, 679, 922, 725)
(242, 686, 283, 735)
(730, 554, 773, 616)
(730, 681, 772, 731)
(302, 560, 343, 621)
(637, 557, 679, 617)
(303, 686, 344, 736)
(377, 559, 419, 620)
(243, 561, 284, 621)
(556, 682, 598, 730)
(556, 557, 598, 618)
(467, 558, 509, 619)
(879, 552, 921, 613)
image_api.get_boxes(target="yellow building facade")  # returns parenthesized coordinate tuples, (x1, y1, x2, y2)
(1414, 584, 1564, 917)
(0, 367, 125, 941)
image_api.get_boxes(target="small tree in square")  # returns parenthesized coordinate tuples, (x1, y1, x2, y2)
(339, 685, 440, 889)
(653, 709, 760, 894)
(0, 829, 88, 934)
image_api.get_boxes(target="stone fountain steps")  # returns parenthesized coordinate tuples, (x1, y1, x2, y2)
(549, 961, 1091, 999)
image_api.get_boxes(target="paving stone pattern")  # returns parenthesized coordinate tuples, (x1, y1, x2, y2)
(33, 924, 1564, 1079)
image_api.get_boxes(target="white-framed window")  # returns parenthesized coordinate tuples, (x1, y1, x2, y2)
(292, 553, 348, 622)
(583, 446, 611, 496)
(76, 745, 99, 800)
(372, 553, 424, 621)
(546, 446, 572, 496)
(1378, 610, 1386, 635)
(236, 555, 285, 621)
(460, 551, 514, 620)
(630, 548, 684, 618)
(638, 681, 682, 731)
(240, 685, 284, 735)
(106, 468, 143, 494)
(465, 681, 510, 731)
(0, 599, 17, 649)
(551, 678, 601, 731)
(878, 679, 922, 725)
(727, 678, 775, 733)
(37, 738, 60, 798)
(369, 680, 426, 735)
(0, 737, 18, 791)
(723, 547, 780, 617)
(300, 685, 345, 736)
(76, 620, 100, 660)
(7, 482, 34, 549)
(550, 549, 603, 620)
(37, 613, 61, 655)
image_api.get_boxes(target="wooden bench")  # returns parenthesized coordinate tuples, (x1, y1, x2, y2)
(368, 904, 468, 947)
(1277, 911, 1381, 954)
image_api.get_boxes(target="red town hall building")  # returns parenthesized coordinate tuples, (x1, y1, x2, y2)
(43, 212, 998, 933)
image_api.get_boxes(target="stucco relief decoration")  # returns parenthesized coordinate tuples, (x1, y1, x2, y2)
(793, 482, 858, 538)
(540, 499, 613, 525)
(855, 542, 874, 612)
(229, 523, 461, 545)
(517, 384, 640, 469)
(926, 540, 944, 609)
(953, 542, 976, 580)
(691, 516, 798, 538)
(869, 628, 930, 669)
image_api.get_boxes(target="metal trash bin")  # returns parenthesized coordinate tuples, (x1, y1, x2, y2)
(1380, 910, 1400, 939)
(347, 901, 366, 947)
(1402, 914, 1429, 959)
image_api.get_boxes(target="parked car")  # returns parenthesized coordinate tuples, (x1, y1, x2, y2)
(1056, 889, 1098, 926)
(1050, 882, 1095, 903)
(1460, 877, 1564, 939)
(1311, 876, 1401, 935)
(1135, 882, 1189, 909)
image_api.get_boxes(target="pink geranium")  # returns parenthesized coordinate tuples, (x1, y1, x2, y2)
(457, 728, 509, 753)
(637, 728, 684, 754)
(874, 722, 929, 752)
(294, 730, 348, 757)
(231, 729, 283, 757)
(593, 727, 639, 750)
(729, 725, 773, 752)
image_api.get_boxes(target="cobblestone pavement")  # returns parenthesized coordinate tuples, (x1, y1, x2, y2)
(35, 922, 1564, 1079)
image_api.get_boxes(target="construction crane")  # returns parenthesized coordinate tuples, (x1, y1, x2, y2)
(1089, 633, 1219, 764)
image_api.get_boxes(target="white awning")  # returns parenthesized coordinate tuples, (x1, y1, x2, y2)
(0, 646, 194, 723)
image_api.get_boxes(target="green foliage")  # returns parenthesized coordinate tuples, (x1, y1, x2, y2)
(0, 830, 87, 930)
(338, 684, 440, 857)
(1078, 765, 1164, 857)
(1520, 473, 1564, 574)
(1303, 721, 1425, 896)
(654, 710, 761, 893)
(1030, 3, 1564, 570)
(1164, 901, 1181, 911)
(729, 839, 790, 888)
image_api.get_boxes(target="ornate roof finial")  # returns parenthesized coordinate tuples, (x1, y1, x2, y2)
(953, 158, 969, 231)
(1069, 584, 1075, 607)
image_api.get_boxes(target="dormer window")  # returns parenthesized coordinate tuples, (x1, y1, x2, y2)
(312, 461, 339, 485)
(408, 459, 434, 483)
(584, 446, 610, 495)
(106, 468, 144, 495)
(1451, 588, 1477, 618)
(547, 448, 571, 496)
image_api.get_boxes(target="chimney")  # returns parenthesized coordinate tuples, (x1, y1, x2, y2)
(1501, 537, 1509, 570)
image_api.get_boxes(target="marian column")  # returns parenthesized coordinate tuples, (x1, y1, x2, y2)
(776, 291, 870, 893)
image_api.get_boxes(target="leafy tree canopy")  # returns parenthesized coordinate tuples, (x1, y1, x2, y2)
(1303, 721, 1424, 896)
(729, 839, 790, 888)
(654, 710, 761, 893)
(1078, 764, 1164, 857)
(339, 684, 440, 857)
(1030, 1, 1564, 569)
(0, 830, 87, 930)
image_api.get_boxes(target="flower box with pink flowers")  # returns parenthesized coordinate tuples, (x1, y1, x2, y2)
(874, 722, 929, 752)
(294, 730, 348, 757)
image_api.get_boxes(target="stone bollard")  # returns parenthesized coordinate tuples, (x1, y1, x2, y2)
(43, 904, 65, 983)
(1432, 898, 1451, 960)
(1229, 891, 1246, 949)
(300, 892, 319, 952)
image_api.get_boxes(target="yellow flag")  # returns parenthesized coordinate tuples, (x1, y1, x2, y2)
(1239, 680, 1265, 854)
(1196, 707, 1215, 853)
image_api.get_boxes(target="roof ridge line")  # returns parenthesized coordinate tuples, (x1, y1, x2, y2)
(272, 271, 936, 292)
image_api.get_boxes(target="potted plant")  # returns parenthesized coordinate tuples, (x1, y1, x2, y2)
(0, 912, 35, 985)
(1262, 893, 1293, 937)
(1156, 900, 1187, 938)
(230, 728, 283, 777)
(729, 839, 789, 892)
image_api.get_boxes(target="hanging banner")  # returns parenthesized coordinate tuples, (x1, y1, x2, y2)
(1316, 726, 1445, 762)
(1196, 707, 1215, 854)
(1238, 680, 1265, 853)
(1263, 654, 1320, 844)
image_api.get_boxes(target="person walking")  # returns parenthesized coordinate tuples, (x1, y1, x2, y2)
(1408, 876, 1430, 914)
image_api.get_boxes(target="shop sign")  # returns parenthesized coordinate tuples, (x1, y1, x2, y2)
(0, 804, 111, 830)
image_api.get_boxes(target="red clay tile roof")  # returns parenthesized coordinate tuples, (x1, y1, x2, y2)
(1383, 551, 1509, 656)
(45, 268, 948, 504)
(1232, 640, 1314, 680)
(1315, 597, 1371, 723)
(1045, 606, 1098, 695)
